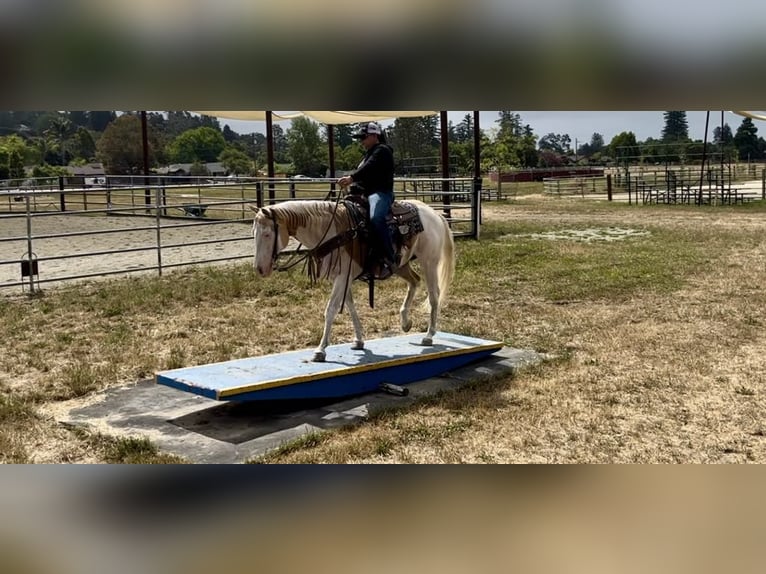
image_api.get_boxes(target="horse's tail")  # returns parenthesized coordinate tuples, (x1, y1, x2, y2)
(436, 213, 455, 306)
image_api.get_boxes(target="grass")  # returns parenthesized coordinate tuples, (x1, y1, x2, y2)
(4, 195, 766, 462)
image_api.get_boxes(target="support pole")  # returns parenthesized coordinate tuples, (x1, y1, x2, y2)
(141, 111, 151, 212)
(440, 111, 451, 220)
(266, 111, 275, 205)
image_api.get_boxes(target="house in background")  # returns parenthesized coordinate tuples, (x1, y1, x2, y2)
(67, 163, 107, 186)
(156, 162, 227, 177)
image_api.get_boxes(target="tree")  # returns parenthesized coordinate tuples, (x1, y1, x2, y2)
(286, 116, 325, 176)
(492, 111, 538, 168)
(336, 143, 364, 171)
(89, 111, 117, 132)
(219, 147, 254, 176)
(609, 131, 640, 163)
(272, 124, 289, 163)
(588, 133, 604, 154)
(0, 135, 34, 179)
(734, 117, 760, 161)
(661, 111, 689, 142)
(96, 114, 152, 174)
(333, 124, 355, 149)
(454, 114, 475, 144)
(167, 127, 226, 163)
(70, 127, 97, 162)
(389, 117, 439, 174)
(45, 115, 74, 166)
(538, 133, 572, 155)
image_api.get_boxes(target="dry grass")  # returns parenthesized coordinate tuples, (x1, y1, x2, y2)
(3, 195, 766, 463)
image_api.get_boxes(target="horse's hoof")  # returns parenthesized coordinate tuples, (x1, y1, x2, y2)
(352, 340, 364, 350)
(421, 337, 433, 346)
(401, 319, 413, 332)
(312, 351, 326, 362)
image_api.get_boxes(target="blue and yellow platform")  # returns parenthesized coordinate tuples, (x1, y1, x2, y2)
(155, 332, 504, 401)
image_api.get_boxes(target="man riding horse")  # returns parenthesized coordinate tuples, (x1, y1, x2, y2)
(337, 122, 400, 279)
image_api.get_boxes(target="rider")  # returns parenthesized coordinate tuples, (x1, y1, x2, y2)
(338, 122, 399, 277)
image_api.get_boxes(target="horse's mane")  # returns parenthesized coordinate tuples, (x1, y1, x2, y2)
(264, 201, 349, 235)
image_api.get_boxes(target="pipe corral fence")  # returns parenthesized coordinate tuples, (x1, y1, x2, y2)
(543, 166, 766, 205)
(0, 175, 484, 293)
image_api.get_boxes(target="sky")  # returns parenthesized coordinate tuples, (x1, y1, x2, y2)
(213, 111, 753, 146)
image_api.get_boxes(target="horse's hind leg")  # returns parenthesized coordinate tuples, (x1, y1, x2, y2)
(395, 262, 420, 333)
(422, 263, 441, 346)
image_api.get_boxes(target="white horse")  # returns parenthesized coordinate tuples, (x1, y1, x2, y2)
(252, 199, 455, 362)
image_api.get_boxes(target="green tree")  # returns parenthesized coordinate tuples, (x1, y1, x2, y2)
(45, 115, 74, 166)
(538, 133, 572, 155)
(70, 127, 97, 162)
(661, 111, 689, 141)
(286, 116, 325, 176)
(336, 143, 364, 171)
(661, 111, 690, 162)
(0, 135, 33, 179)
(167, 127, 226, 163)
(734, 117, 760, 161)
(609, 131, 640, 163)
(454, 114, 475, 144)
(272, 124, 289, 163)
(219, 147, 254, 175)
(89, 111, 117, 132)
(96, 114, 152, 174)
(333, 124, 355, 149)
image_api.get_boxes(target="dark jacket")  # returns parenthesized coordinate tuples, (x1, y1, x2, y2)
(350, 143, 394, 196)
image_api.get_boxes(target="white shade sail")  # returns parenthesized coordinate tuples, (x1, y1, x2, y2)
(732, 111, 766, 121)
(192, 110, 438, 124)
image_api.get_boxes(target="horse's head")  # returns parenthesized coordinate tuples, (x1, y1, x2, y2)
(251, 206, 289, 277)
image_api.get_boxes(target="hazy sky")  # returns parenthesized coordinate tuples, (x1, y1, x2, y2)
(215, 111, 753, 145)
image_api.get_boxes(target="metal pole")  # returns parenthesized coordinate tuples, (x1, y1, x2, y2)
(328, 125, 336, 197)
(141, 111, 151, 212)
(699, 111, 709, 205)
(440, 111, 451, 220)
(472, 111, 481, 238)
(25, 195, 35, 293)
(266, 111, 275, 205)
(154, 187, 163, 277)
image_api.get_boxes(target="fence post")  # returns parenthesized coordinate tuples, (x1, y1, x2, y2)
(472, 176, 482, 239)
(607, 174, 612, 201)
(154, 187, 163, 277)
(58, 176, 66, 212)
(256, 181, 264, 208)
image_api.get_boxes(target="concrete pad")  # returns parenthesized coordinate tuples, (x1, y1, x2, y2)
(55, 346, 545, 463)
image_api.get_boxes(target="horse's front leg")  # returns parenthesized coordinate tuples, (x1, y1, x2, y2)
(344, 287, 365, 351)
(313, 276, 354, 362)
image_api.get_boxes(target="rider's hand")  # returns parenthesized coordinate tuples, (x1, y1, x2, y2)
(338, 176, 353, 187)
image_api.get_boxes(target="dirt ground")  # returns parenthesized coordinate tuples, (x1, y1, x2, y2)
(0, 214, 254, 290)
(5, 196, 766, 463)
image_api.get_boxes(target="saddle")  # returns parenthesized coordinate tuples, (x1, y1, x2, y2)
(343, 195, 424, 280)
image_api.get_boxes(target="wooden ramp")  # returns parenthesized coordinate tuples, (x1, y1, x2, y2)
(155, 332, 504, 401)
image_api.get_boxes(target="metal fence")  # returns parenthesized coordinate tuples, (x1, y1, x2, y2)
(0, 176, 481, 293)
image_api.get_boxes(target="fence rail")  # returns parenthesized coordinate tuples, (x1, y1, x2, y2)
(0, 176, 481, 293)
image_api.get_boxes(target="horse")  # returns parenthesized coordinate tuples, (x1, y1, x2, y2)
(251, 198, 455, 362)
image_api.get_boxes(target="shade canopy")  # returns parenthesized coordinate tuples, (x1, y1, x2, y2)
(732, 111, 766, 121)
(192, 110, 438, 124)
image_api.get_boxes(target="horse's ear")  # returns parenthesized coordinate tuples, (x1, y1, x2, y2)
(248, 204, 259, 213)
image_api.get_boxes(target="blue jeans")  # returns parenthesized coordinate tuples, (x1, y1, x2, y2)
(368, 191, 396, 263)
